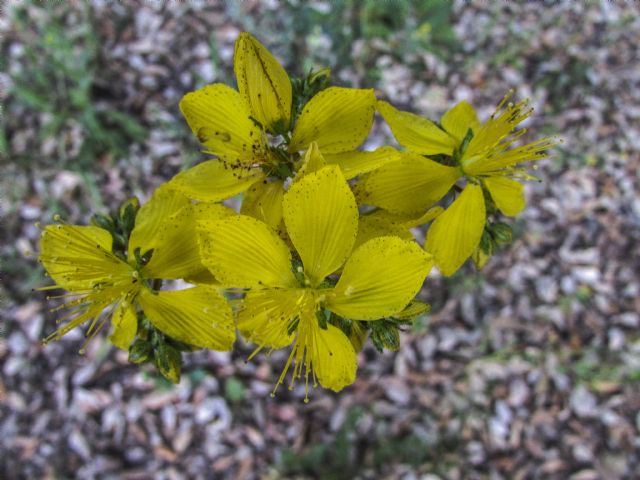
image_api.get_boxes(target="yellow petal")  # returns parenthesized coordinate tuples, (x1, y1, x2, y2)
(425, 184, 486, 276)
(472, 245, 491, 270)
(131, 189, 233, 280)
(141, 206, 207, 279)
(39, 225, 131, 291)
(354, 210, 414, 250)
(192, 201, 237, 222)
(393, 300, 430, 320)
(460, 95, 558, 174)
(328, 236, 432, 320)
(199, 214, 296, 288)
(464, 136, 558, 176)
(289, 87, 375, 154)
(179, 83, 262, 163)
(307, 322, 357, 392)
(237, 288, 308, 349)
(347, 321, 368, 353)
(483, 176, 525, 216)
(240, 179, 285, 232)
(283, 165, 358, 286)
(138, 286, 235, 350)
(186, 203, 239, 283)
(354, 152, 460, 214)
(109, 301, 138, 350)
(234, 32, 292, 132)
(184, 268, 219, 285)
(168, 160, 264, 202)
(441, 101, 481, 143)
(356, 206, 444, 245)
(294, 142, 327, 180)
(324, 146, 400, 180)
(128, 186, 189, 260)
(400, 205, 445, 228)
(377, 100, 456, 154)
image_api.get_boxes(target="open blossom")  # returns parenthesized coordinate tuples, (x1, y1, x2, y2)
(38, 187, 235, 352)
(198, 165, 432, 398)
(170, 32, 395, 232)
(356, 91, 558, 275)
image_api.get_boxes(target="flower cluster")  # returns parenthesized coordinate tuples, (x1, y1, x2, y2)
(38, 33, 556, 396)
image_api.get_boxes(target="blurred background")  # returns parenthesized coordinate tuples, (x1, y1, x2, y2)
(1, 1, 639, 478)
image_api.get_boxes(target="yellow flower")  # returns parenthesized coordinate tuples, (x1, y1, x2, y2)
(356, 92, 558, 275)
(198, 165, 432, 398)
(170, 32, 395, 230)
(38, 186, 235, 352)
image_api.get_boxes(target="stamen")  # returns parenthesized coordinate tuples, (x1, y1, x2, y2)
(79, 313, 109, 354)
(271, 342, 297, 398)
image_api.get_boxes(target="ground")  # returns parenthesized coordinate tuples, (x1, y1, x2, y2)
(1, 1, 639, 479)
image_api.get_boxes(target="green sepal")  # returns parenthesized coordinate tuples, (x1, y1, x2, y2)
(119, 202, 138, 239)
(128, 338, 153, 364)
(329, 314, 353, 337)
(369, 320, 401, 353)
(452, 128, 474, 166)
(91, 213, 115, 232)
(167, 337, 200, 352)
(291, 257, 307, 286)
(479, 228, 494, 255)
(316, 309, 329, 330)
(490, 222, 513, 245)
(291, 67, 331, 125)
(287, 317, 300, 336)
(155, 342, 182, 384)
(133, 247, 154, 268)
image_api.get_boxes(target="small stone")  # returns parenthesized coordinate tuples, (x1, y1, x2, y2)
(19, 204, 41, 220)
(572, 443, 593, 463)
(508, 379, 530, 407)
(570, 386, 598, 418)
(561, 275, 577, 294)
(68, 430, 91, 460)
(417, 335, 437, 360)
(383, 378, 411, 406)
(125, 446, 147, 463)
(419, 475, 442, 480)
(572, 267, 600, 286)
(535, 276, 558, 303)
(612, 312, 639, 328)
(195, 398, 230, 425)
(172, 423, 193, 454)
(460, 294, 478, 323)
(7, 332, 29, 355)
(438, 327, 459, 351)
(161, 405, 177, 436)
(330, 407, 347, 431)
(489, 400, 512, 448)
(245, 426, 265, 449)
(50, 171, 82, 199)
(608, 328, 625, 351)
(466, 441, 485, 465)
(569, 470, 599, 480)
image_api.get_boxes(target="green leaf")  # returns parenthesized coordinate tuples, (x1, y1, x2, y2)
(14, 85, 51, 111)
(102, 109, 147, 141)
